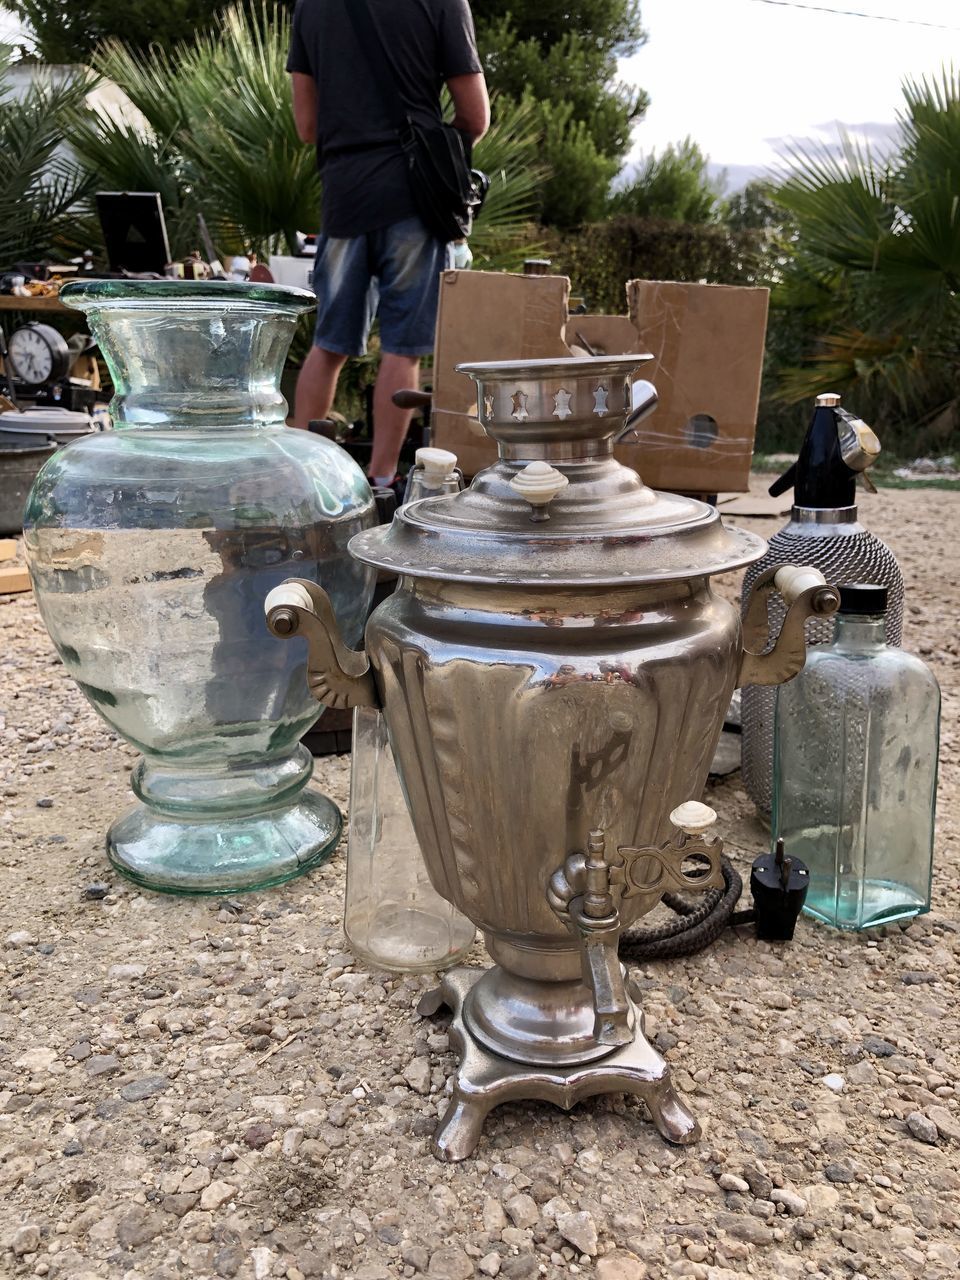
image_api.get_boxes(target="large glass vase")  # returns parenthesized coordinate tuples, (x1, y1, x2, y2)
(23, 280, 376, 894)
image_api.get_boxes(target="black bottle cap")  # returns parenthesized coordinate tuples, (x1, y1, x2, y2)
(750, 839, 809, 942)
(838, 584, 888, 615)
(372, 486, 398, 524)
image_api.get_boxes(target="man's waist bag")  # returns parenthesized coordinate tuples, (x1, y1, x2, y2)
(343, 0, 486, 242)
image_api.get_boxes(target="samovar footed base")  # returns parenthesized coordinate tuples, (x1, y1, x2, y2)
(417, 967, 700, 1162)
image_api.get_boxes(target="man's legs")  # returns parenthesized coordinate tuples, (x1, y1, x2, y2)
(373, 218, 447, 480)
(369, 352, 420, 481)
(293, 232, 376, 429)
(291, 346, 348, 429)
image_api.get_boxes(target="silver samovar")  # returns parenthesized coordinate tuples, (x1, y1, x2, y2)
(265, 356, 839, 1160)
(741, 392, 904, 818)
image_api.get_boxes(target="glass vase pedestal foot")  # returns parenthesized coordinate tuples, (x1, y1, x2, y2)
(108, 788, 341, 895)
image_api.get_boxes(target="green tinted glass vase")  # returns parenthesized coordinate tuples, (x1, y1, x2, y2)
(23, 280, 376, 894)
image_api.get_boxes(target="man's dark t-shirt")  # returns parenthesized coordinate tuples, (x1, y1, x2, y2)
(287, 0, 482, 238)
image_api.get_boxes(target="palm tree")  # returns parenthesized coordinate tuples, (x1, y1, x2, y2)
(67, 5, 319, 259)
(66, 4, 545, 268)
(0, 56, 93, 267)
(771, 68, 960, 448)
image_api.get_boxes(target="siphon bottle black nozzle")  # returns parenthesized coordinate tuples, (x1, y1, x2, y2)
(767, 392, 875, 509)
(750, 838, 809, 941)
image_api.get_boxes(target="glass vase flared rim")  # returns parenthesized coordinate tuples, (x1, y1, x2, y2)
(59, 278, 316, 314)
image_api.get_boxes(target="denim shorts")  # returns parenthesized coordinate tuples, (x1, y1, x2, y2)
(311, 217, 447, 357)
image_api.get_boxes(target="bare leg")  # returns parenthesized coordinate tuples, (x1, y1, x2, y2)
(291, 346, 348, 429)
(369, 352, 420, 479)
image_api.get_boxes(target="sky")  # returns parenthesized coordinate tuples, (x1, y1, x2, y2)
(0, 7, 20, 45)
(619, 0, 960, 188)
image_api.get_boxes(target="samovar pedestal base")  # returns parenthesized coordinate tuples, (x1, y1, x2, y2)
(417, 967, 700, 1162)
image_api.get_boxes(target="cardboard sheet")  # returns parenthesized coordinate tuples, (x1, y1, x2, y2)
(622, 280, 769, 493)
(430, 270, 571, 476)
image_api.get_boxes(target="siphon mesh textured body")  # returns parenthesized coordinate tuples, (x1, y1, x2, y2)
(740, 517, 904, 818)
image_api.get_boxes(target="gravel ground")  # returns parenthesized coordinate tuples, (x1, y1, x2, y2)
(1, 477, 958, 1280)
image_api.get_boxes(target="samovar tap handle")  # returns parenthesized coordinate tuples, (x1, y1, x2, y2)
(265, 578, 379, 710)
(548, 806, 725, 1049)
(738, 564, 841, 687)
(614, 802, 725, 915)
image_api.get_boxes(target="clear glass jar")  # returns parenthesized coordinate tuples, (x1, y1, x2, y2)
(773, 584, 939, 930)
(345, 445, 474, 971)
(23, 280, 376, 895)
(402, 446, 462, 503)
(345, 705, 476, 971)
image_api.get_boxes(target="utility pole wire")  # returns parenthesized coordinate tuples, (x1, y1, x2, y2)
(747, 0, 960, 31)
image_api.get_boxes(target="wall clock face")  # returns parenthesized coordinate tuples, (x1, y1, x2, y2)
(7, 324, 71, 387)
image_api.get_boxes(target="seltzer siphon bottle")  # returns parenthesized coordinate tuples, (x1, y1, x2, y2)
(741, 392, 904, 819)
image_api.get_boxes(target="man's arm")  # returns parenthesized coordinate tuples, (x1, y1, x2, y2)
(291, 72, 318, 145)
(447, 72, 490, 142)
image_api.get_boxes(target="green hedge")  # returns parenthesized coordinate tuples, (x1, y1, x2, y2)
(545, 215, 768, 314)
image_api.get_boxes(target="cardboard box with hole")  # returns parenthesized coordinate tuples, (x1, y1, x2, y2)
(430, 271, 769, 494)
(570, 282, 770, 493)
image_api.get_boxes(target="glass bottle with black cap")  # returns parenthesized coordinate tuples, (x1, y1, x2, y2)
(772, 583, 939, 931)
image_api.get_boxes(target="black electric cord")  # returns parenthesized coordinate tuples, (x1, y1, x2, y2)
(618, 856, 756, 962)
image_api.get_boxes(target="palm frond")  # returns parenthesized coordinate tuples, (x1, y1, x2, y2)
(0, 60, 93, 265)
(771, 72, 960, 427)
(470, 94, 547, 269)
(773, 131, 895, 276)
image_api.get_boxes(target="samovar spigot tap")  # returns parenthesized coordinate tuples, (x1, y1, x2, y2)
(548, 804, 724, 1050)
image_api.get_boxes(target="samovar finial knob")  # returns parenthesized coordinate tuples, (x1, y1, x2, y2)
(669, 801, 717, 837)
(509, 461, 569, 521)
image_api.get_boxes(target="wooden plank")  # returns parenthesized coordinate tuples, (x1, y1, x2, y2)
(0, 539, 17, 563)
(0, 564, 31, 594)
(0, 294, 71, 313)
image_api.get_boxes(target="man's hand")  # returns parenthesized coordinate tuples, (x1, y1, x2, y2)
(291, 72, 318, 144)
(447, 72, 490, 143)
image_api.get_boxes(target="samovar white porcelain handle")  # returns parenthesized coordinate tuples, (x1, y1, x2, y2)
(264, 582, 314, 613)
(509, 461, 569, 521)
(265, 577, 379, 710)
(669, 801, 717, 835)
(773, 565, 827, 601)
(738, 563, 841, 688)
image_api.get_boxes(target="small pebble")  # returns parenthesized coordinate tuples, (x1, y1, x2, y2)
(11, 1224, 41, 1256)
(771, 1188, 808, 1216)
(718, 1173, 750, 1193)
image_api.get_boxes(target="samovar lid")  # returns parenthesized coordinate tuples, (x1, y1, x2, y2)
(349, 356, 764, 586)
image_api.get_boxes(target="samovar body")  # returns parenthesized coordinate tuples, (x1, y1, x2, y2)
(267, 356, 839, 1157)
(369, 577, 738, 940)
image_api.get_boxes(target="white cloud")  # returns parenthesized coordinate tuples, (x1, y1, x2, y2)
(620, 0, 956, 176)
